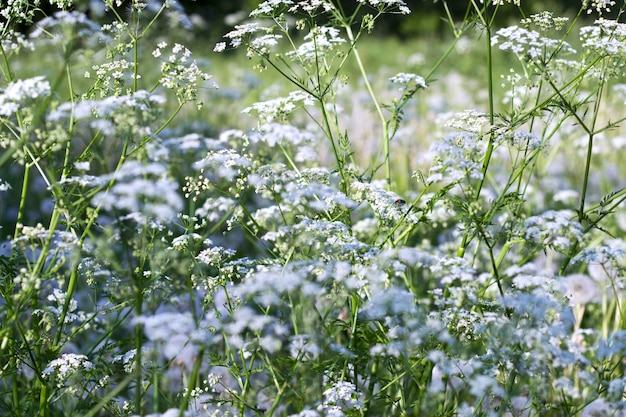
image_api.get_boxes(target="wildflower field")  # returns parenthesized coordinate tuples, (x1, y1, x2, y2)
(4, 0, 626, 416)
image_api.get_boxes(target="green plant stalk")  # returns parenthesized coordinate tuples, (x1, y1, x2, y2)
(178, 348, 205, 417)
(1, 278, 24, 413)
(13, 164, 30, 239)
(458, 4, 495, 258)
(556, 74, 605, 274)
(0, 41, 15, 84)
(318, 99, 349, 194)
(135, 276, 144, 415)
(36, 192, 69, 417)
(342, 24, 391, 189)
(578, 81, 605, 219)
(83, 374, 135, 417)
(262, 347, 293, 416)
(48, 67, 81, 342)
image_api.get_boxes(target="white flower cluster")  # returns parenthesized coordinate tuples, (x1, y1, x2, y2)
(318, 381, 365, 415)
(0, 0, 39, 23)
(86, 59, 134, 96)
(249, 0, 294, 17)
(216, 23, 266, 51)
(583, 0, 616, 15)
(357, 0, 410, 15)
(427, 132, 486, 183)
(242, 91, 315, 124)
(481, 0, 520, 5)
(250, 0, 335, 17)
(580, 19, 626, 56)
(524, 210, 583, 253)
(286, 26, 346, 62)
(185, 148, 254, 202)
(194, 196, 238, 222)
(1, 29, 34, 52)
(520, 11, 569, 31)
(193, 149, 253, 183)
(30, 10, 100, 40)
(234, 264, 323, 306)
(263, 216, 371, 260)
(45, 288, 89, 324)
(0, 179, 11, 191)
(42, 353, 94, 386)
(153, 42, 214, 105)
(133, 312, 210, 370)
(220, 305, 288, 353)
(249, 123, 318, 161)
(288, 0, 335, 14)
(91, 161, 183, 225)
(249, 33, 283, 57)
(0, 76, 50, 117)
(496, 129, 543, 150)
(561, 273, 600, 305)
(389, 72, 427, 92)
(351, 180, 419, 228)
(492, 25, 575, 61)
(444, 110, 489, 134)
(49, 90, 165, 137)
(48, 0, 75, 7)
(196, 241, 236, 267)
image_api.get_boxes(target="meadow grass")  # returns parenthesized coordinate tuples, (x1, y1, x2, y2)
(2, 1, 626, 416)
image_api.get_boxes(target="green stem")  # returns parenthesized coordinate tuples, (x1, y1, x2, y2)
(135, 279, 144, 415)
(458, 17, 495, 258)
(0, 41, 14, 82)
(13, 164, 30, 238)
(178, 348, 205, 417)
(342, 24, 390, 189)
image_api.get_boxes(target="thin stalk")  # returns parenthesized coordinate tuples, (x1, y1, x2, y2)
(579, 80, 605, 219)
(342, 24, 391, 189)
(13, 165, 30, 239)
(52, 57, 81, 346)
(317, 98, 349, 193)
(134, 278, 144, 414)
(178, 348, 205, 417)
(83, 375, 135, 417)
(0, 41, 14, 82)
(458, 3, 496, 258)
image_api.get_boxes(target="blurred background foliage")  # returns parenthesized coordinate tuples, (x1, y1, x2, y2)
(24, 0, 608, 38)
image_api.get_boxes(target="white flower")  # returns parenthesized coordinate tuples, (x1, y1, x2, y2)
(583, 0, 616, 15)
(492, 25, 575, 59)
(362, 284, 417, 319)
(427, 132, 486, 183)
(286, 26, 346, 62)
(562, 274, 600, 305)
(91, 161, 183, 224)
(0, 179, 11, 191)
(524, 210, 583, 253)
(389, 72, 427, 91)
(42, 354, 94, 383)
(580, 398, 620, 417)
(357, 0, 410, 14)
(289, 335, 320, 361)
(444, 110, 489, 134)
(319, 381, 365, 413)
(242, 91, 315, 123)
(0, 76, 50, 117)
(249, 0, 294, 17)
(73, 161, 90, 171)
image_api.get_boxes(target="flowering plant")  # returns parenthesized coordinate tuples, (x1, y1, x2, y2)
(2, 0, 626, 416)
